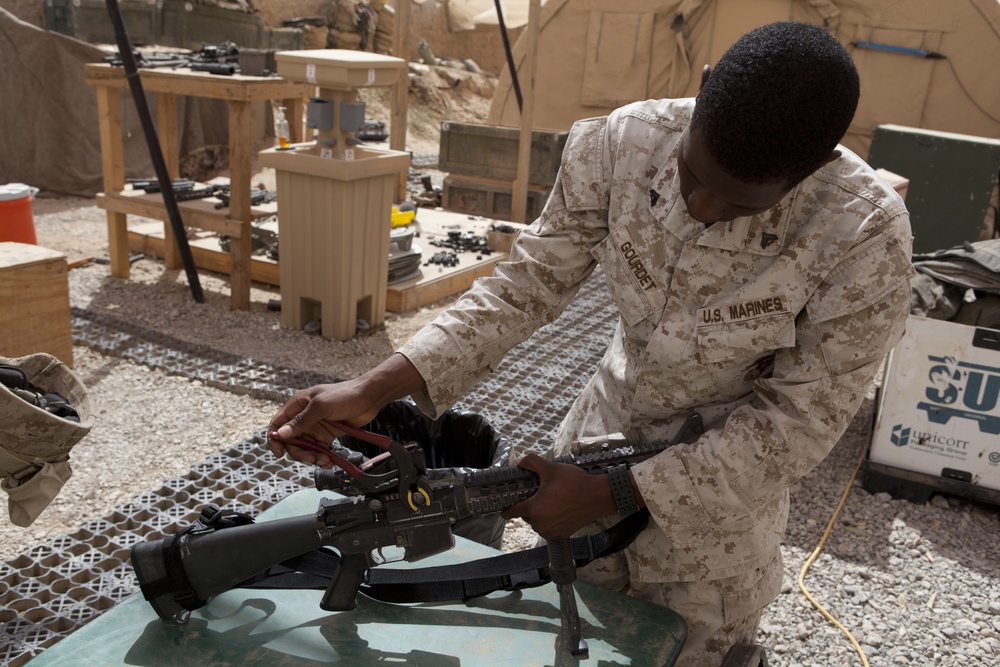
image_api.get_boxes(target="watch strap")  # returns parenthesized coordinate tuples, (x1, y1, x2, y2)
(608, 464, 639, 516)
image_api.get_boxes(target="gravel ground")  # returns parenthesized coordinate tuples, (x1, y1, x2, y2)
(5, 194, 1000, 666)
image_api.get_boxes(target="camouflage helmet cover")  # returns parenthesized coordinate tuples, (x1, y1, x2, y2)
(1, 353, 95, 526)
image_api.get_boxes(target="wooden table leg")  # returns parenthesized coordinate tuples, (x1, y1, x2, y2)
(228, 99, 253, 310)
(157, 92, 182, 270)
(95, 86, 129, 279)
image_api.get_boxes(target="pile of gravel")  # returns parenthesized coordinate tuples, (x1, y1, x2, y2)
(5, 196, 1000, 666)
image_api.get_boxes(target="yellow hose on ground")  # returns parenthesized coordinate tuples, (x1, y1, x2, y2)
(796, 445, 872, 667)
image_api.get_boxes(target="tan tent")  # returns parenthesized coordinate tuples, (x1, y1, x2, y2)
(486, 0, 1000, 160)
(0, 9, 243, 196)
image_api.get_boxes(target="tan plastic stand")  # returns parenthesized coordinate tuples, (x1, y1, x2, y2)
(260, 50, 410, 341)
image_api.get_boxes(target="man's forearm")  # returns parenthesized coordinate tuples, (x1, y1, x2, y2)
(357, 352, 428, 411)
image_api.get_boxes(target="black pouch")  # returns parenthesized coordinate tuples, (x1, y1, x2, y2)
(0, 364, 28, 391)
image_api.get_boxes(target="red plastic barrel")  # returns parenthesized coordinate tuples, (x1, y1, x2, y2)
(0, 183, 39, 244)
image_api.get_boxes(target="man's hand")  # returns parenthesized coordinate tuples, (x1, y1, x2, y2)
(267, 353, 428, 468)
(501, 453, 618, 540)
(267, 380, 379, 468)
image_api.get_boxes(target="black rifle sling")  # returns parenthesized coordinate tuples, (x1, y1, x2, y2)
(239, 509, 650, 603)
(238, 548, 344, 590)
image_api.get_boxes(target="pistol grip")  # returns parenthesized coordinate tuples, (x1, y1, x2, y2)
(320, 552, 368, 611)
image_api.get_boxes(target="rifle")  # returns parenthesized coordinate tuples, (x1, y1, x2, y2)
(126, 177, 197, 193)
(104, 42, 243, 75)
(130, 420, 699, 654)
(126, 178, 223, 201)
(212, 185, 277, 209)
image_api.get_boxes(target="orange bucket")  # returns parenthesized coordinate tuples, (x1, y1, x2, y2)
(0, 183, 39, 244)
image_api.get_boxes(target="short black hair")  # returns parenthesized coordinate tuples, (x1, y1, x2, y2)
(690, 21, 860, 186)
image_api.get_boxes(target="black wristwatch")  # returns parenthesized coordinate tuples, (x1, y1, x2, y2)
(608, 464, 639, 516)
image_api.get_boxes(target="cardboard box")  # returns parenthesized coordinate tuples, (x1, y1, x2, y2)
(870, 315, 1000, 492)
(275, 50, 405, 89)
(875, 168, 909, 201)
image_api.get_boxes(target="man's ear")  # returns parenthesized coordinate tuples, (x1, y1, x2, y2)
(697, 65, 711, 94)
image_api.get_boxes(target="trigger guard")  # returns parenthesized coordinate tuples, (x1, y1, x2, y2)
(374, 546, 405, 565)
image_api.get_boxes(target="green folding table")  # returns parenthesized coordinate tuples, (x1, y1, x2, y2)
(27, 489, 687, 666)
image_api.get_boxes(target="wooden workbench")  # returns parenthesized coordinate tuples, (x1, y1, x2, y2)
(385, 209, 522, 312)
(84, 63, 313, 310)
(125, 208, 523, 313)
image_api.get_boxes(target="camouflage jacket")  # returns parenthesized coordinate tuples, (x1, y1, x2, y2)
(399, 98, 914, 581)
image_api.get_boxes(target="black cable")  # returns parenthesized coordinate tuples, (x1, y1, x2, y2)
(942, 57, 1000, 125)
(494, 0, 523, 113)
(104, 0, 205, 303)
(851, 40, 1000, 125)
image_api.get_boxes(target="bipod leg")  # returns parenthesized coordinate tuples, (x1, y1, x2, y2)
(547, 537, 588, 656)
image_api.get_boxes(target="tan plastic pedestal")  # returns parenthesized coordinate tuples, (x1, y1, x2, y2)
(261, 50, 409, 340)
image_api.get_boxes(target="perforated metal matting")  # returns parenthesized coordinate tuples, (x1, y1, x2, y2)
(69, 307, 345, 401)
(1, 269, 616, 666)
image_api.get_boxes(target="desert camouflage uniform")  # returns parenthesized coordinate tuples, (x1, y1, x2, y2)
(399, 98, 914, 663)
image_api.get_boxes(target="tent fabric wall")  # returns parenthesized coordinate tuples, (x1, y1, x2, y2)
(838, 0, 1000, 156)
(454, 0, 545, 29)
(0, 9, 232, 197)
(0, 9, 138, 197)
(486, 0, 1000, 160)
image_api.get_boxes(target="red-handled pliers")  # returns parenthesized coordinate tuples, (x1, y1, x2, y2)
(269, 420, 393, 479)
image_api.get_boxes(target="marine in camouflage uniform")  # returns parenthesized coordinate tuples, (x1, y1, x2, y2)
(270, 22, 914, 665)
(396, 94, 912, 662)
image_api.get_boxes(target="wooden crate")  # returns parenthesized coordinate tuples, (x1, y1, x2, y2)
(442, 174, 549, 222)
(126, 209, 515, 315)
(438, 122, 567, 186)
(0, 243, 73, 366)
